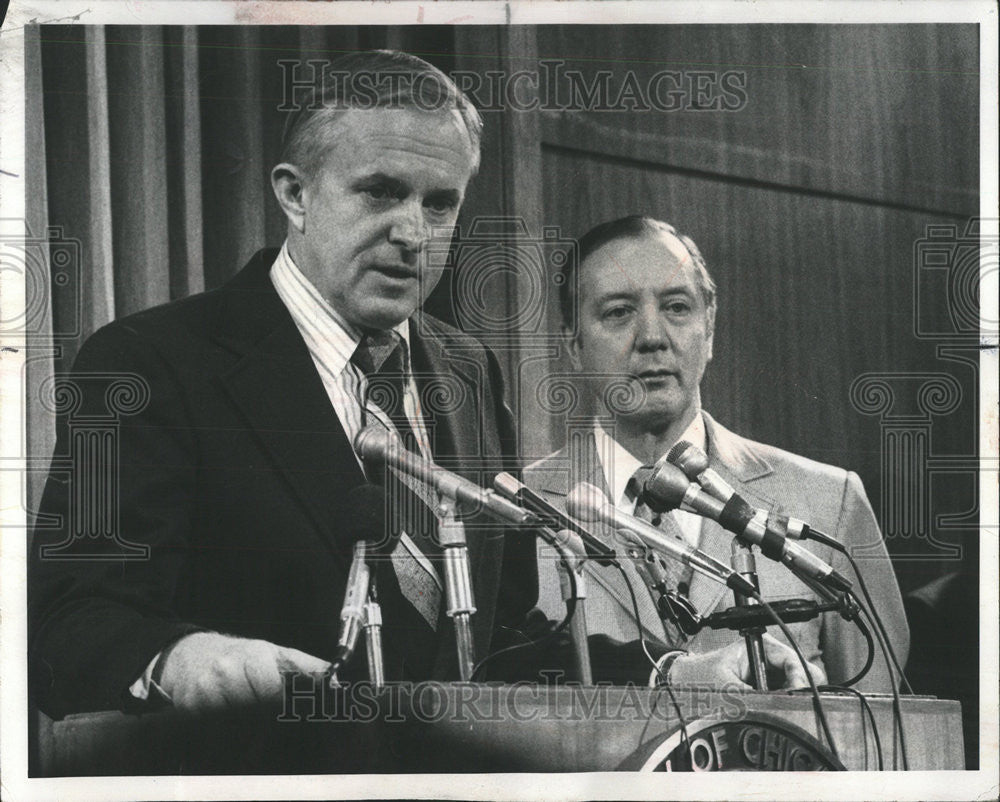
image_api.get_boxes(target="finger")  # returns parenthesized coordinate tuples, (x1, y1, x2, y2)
(759, 634, 809, 689)
(780, 656, 810, 689)
(806, 660, 828, 687)
(243, 650, 285, 703)
(276, 645, 333, 675)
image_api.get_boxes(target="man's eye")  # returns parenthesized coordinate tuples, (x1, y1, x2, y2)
(363, 186, 393, 202)
(602, 306, 632, 321)
(665, 301, 691, 315)
(425, 197, 457, 215)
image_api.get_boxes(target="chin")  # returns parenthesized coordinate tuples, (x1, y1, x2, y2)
(625, 399, 693, 430)
(355, 299, 419, 331)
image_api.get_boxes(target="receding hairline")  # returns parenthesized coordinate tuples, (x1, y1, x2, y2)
(582, 226, 697, 270)
(560, 216, 718, 330)
(284, 105, 481, 179)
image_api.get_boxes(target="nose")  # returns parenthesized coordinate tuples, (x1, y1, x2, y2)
(388, 201, 429, 254)
(634, 303, 670, 351)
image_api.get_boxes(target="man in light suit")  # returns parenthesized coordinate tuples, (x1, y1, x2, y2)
(525, 215, 909, 692)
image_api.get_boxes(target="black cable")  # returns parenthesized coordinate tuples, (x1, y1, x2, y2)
(839, 597, 876, 688)
(824, 538, 913, 694)
(470, 550, 578, 682)
(752, 592, 839, 762)
(858, 601, 909, 770)
(615, 561, 692, 766)
(817, 684, 883, 770)
(821, 538, 910, 768)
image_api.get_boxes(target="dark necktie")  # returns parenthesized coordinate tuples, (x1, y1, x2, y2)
(351, 331, 442, 652)
(351, 329, 418, 451)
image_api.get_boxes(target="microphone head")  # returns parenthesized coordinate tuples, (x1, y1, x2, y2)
(642, 462, 692, 511)
(666, 439, 710, 478)
(492, 471, 522, 501)
(343, 484, 398, 555)
(353, 424, 393, 463)
(565, 482, 611, 524)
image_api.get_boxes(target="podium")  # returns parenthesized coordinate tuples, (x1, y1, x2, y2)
(38, 685, 964, 775)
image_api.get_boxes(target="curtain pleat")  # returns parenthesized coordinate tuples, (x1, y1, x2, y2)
(107, 26, 171, 317)
(24, 27, 54, 515)
(83, 28, 117, 339)
(164, 26, 205, 299)
(42, 26, 115, 372)
(200, 26, 266, 286)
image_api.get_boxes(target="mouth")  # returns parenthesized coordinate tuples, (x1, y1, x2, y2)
(635, 369, 677, 385)
(371, 263, 419, 281)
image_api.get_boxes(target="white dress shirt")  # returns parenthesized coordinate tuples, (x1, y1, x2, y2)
(592, 412, 707, 548)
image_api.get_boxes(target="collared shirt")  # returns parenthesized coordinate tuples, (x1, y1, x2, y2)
(269, 241, 432, 463)
(592, 412, 707, 548)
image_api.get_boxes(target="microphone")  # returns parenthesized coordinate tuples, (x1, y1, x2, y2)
(667, 440, 834, 545)
(666, 440, 737, 503)
(566, 482, 756, 597)
(331, 484, 396, 673)
(492, 472, 617, 565)
(639, 461, 853, 593)
(354, 426, 535, 526)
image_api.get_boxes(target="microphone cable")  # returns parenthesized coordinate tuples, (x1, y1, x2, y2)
(470, 548, 579, 682)
(858, 600, 909, 770)
(816, 684, 883, 770)
(839, 602, 876, 689)
(831, 541, 913, 694)
(614, 561, 692, 765)
(751, 591, 840, 762)
(821, 537, 911, 769)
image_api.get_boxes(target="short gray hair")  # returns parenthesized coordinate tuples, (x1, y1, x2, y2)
(280, 49, 483, 177)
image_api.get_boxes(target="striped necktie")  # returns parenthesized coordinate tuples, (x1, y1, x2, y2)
(351, 331, 442, 636)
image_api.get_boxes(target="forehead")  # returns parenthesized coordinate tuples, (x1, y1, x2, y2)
(317, 108, 477, 183)
(579, 232, 700, 300)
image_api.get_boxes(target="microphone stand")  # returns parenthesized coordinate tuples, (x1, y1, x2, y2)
(731, 539, 769, 691)
(363, 587, 385, 689)
(553, 533, 593, 685)
(438, 497, 477, 681)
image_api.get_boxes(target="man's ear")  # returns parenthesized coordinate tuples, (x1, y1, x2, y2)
(705, 303, 716, 363)
(564, 325, 583, 371)
(271, 163, 307, 233)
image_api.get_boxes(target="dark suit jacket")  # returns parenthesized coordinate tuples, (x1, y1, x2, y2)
(28, 249, 539, 718)
(524, 413, 910, 693)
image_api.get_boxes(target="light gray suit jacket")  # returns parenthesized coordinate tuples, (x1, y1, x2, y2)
(523, 413, 909, 693)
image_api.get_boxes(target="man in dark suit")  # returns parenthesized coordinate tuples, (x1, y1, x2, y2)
(525, 215, 909, 692)
(29, 50, 538, 717)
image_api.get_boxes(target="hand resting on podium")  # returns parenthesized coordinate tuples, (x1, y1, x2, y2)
(666, 633, 827, 690)
(155, 632, 332, 712)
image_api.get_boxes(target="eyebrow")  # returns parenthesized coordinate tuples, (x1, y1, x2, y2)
(593, 285, 695, 305)
(351, 172, 407, 191)
(350, 173, 463, 203)
(425, 188, 463, 204)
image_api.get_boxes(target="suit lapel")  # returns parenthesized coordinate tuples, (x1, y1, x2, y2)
(532, 435, 670, 632)
(213, 250, 365, 565)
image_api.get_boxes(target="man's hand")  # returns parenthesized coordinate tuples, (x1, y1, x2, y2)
(668, 634, 827, 690)
(156, 632, 331, 712)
